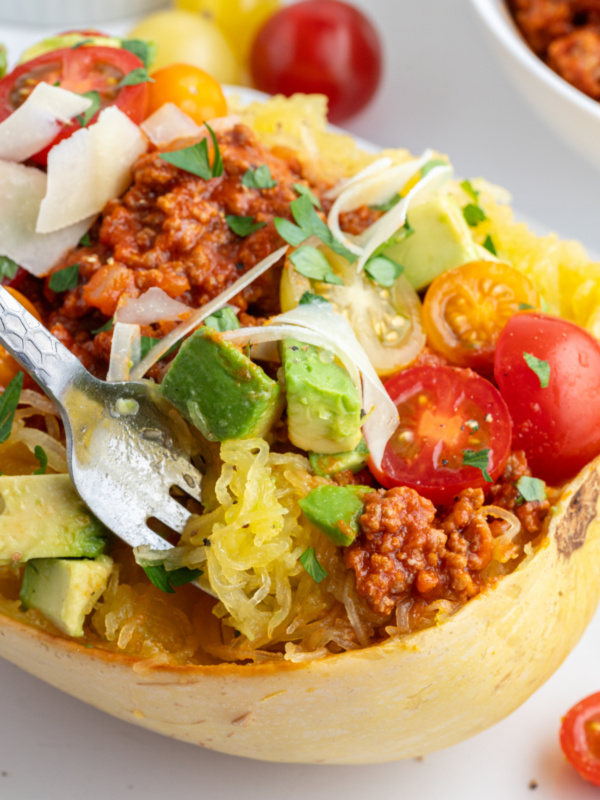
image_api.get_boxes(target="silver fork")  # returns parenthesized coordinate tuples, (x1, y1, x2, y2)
(0, 285, 203, 553)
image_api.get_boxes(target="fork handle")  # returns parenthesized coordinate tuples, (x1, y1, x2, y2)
(0, 285, 90, 404)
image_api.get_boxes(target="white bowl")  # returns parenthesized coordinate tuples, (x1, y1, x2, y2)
(0, 0, 168, 25)
(470, 0, 600, 170)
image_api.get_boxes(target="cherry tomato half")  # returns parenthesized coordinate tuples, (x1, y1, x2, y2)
(560, 693, 600, 787)
(423, 260, 540, 371)
(0, 46, 149, 165)
(370, 365, 512, 505)
(250, 0, 382, 123)
(0, 288, 42, 388)
(494, 312, 600, 485)
(147, 64, 227, 125)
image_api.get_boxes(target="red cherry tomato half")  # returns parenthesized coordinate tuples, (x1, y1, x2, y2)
(0, 46, 149, 165)
(250, 0, 382, 123)
(560, 693, 600, 787)
(494, 312, 600, 485)
(370, 365, 512, 505)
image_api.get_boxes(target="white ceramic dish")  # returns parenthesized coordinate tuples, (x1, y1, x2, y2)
(470, 0, 600, 171)
(0, 0, 168, 26)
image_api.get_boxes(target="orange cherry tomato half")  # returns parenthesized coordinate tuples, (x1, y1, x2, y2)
(0, 46, 149, 166)
(369, 365, 512, 505)
(147, 63, 227, 125)
(560, 692, 600, 786)
(0, 288, 42, 388)
(422, 260, 540, 371)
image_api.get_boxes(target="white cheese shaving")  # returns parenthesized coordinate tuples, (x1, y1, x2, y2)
(323, 156, 393, 201)
(107, 322, 141, 383)
(0, 82, 92, 163)
(141, 103, 203, 148)
(0, 160, 92, 277)
(115, 287, 190, 325)
(36, 106, 147, 234)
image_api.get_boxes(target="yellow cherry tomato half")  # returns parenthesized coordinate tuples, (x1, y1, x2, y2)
(422, 260, 540, 370)
(0, 287, 42, 388)
(147, 63, 227, 124)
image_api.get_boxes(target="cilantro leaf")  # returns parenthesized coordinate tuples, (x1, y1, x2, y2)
(421, 158, 448, 177)
(460, 179, 479, 203)
(160, 126, 222, 179)
(226, 215, 266, 237)
(370, 193, 401, 213)
(120, 38, 157, 70)
(143, 564, 202, 593)
(293, 182, 322, 209)
(0, 255, 19, 282)
(462, 448, 492, 482)
(463, 203, 487, 227)
(299, 291, 329, 306)
(289, 247, 343, 285)
(48, 264, 79, 292)
(205, 123, 223, 177)
(516, 475, 547, 503)
(116, 67, 154, 89)
(523, 351, 550, 388)
(274, 217, 308, 246)
(139, 337, 180, 361)
(242, 165, 277, 189)
(483, 234, 497, 255)
(364, 255, 404, 287)
(76, 90, 101, 127)
(78, 232, 92, 247)
(33, 446, 48, 475)
(91, 317, 114, 335)
(0, 372, 23, 444)
(203, 305, 240, 332)
(299, 547, 327, 583)
(290, 195, 356, 262)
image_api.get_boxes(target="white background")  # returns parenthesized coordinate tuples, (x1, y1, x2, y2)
(2, 1, 600, 798)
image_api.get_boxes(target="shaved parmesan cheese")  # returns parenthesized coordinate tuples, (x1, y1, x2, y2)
(116, 287, 190, 325)
(141, 103, 202, 148)
(0, 82, 92, 163)
(0, 160, 92, 277)
(129, 245, 288, 381)
(224, 304, 399, 470)
(107, 323, 141, 382)
(37, 106, 147, 234)
(323, 156, 393, 201)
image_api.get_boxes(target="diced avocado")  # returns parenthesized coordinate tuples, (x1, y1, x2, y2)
(160, 327, 282, 441)
(281, 339, 362, 454)
(384, 196, 482, 290)
(203, 305, 240, 332)
(19, 34, 122, 64)
(299, 485, 370, 546)
(20, 555, 113, 637)
(0, 475, 108, 567)
(309, 439, 369, 477)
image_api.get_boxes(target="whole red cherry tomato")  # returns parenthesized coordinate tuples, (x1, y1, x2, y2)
(369, 365, 512, 505)
(494, 312, 600, 485)
(250, 0, 382, 122)
(0, 46, 149, 165)
(560, 693, 600, 787)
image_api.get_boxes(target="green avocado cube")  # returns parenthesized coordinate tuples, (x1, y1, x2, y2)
(160, 327, 282, 441)
(0, 474, 108, 567)
(281, 339, 362, 454)
(309, 439, 369, 477)
(299, 485, 370, 546)
(20, 556, 113, 637)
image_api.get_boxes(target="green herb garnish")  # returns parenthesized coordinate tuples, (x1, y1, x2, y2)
(116, 67, 154, 89)
(143, 564, 202, 593)
(421, 158, 447, 177)
(226, 215, 266, 237)
(364, 255, 404, 287)
(0, 255, 19, 282)
(518, 302, 534, 311)
(370, 193, 401, 213)
(483, 234, 497, 255)
(78, 232, 92, 247)
(460, 179, 479, 203)
(76, 90, 101, 127)
(289, 247, 343, 285)
(242, 165, 277, 190)
(139, 337, 180, 361)
(160, 123, 222, 179)
(523, 352, 550, 388)
(48, 263, 79, 292)
(120, 38, 157, 71)
(0, 372, 23, 444)
(203, 305, 240, 332)
(91, 317, 114, 335)
(273, 217, 307, 246)
(462, 448, 492, 482)
(293, 182, 322, 209)
(299, 291, 329, 306)
(516, 476, 547, 503)
(290, 195, 355, 262)
(299, 547, 327, 583)
(33, 446, 48, 475)
(463, 203, 487, 227)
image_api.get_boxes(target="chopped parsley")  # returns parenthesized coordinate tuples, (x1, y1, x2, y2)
(370, 193, 401, 213)
(299, 547, 327, 583)
(483, 234, 497, 255)
(48, 263, 79, 292)
(273, 217, 307, 247)
(289, 247, 343, 285)
(0, 255, 19, 282)
(91, 317, 114, 335)
(460, 179, 479, 203)
(523, 351, 550, 388)
(33, 446, 48, 475)
(462, 448, 492, 482)
(0, 372, 23, 444)
(463, 203, 487, 227)
(139, 337, 180, 361)
(77, 90, 101, 127)
(242, 165, 277, 190)
(290, 195, 356, 262)
(143, 564, 202, 593)
(120, 38, 157, 71)
(293, 182, 322, 209)
(160, 123, 222, 179)
(364, 255, 404, 287)
(203, 305, 240, 332)
(299, 291, 329, 306)
(78, 232, 92, 248)
(226, 215, 266, 237)
(116, 67, 154, 89)
(516, 475, 546, 503)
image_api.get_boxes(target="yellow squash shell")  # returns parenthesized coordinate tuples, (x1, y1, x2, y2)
(1, 458, 600, 764)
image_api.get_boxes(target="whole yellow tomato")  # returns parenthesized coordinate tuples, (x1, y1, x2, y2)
(129, 10, 240, 85)
(147, 64, 228, 124)
(175, 0, 281, 62)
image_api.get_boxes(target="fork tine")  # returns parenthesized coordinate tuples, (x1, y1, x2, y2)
(152, 495, 193, 533)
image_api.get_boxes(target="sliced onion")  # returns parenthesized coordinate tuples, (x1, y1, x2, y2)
(477, 505, 521, 540)
(323, 157, 393, 201)
(141, 103, 202, 147)
(115, 287, 190, 325)
(11, 428, 67, 473)
(18, 389, 59, 416)
(223, 303, 399, 470)
(0, 82, 92, 163)
(106, 322, 141, 382)
(129, 245, 288, 381)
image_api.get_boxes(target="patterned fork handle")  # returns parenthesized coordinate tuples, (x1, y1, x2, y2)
(0, 285, 90, 405)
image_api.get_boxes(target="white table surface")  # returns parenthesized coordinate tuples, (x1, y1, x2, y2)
(2, 2, 600, 798)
